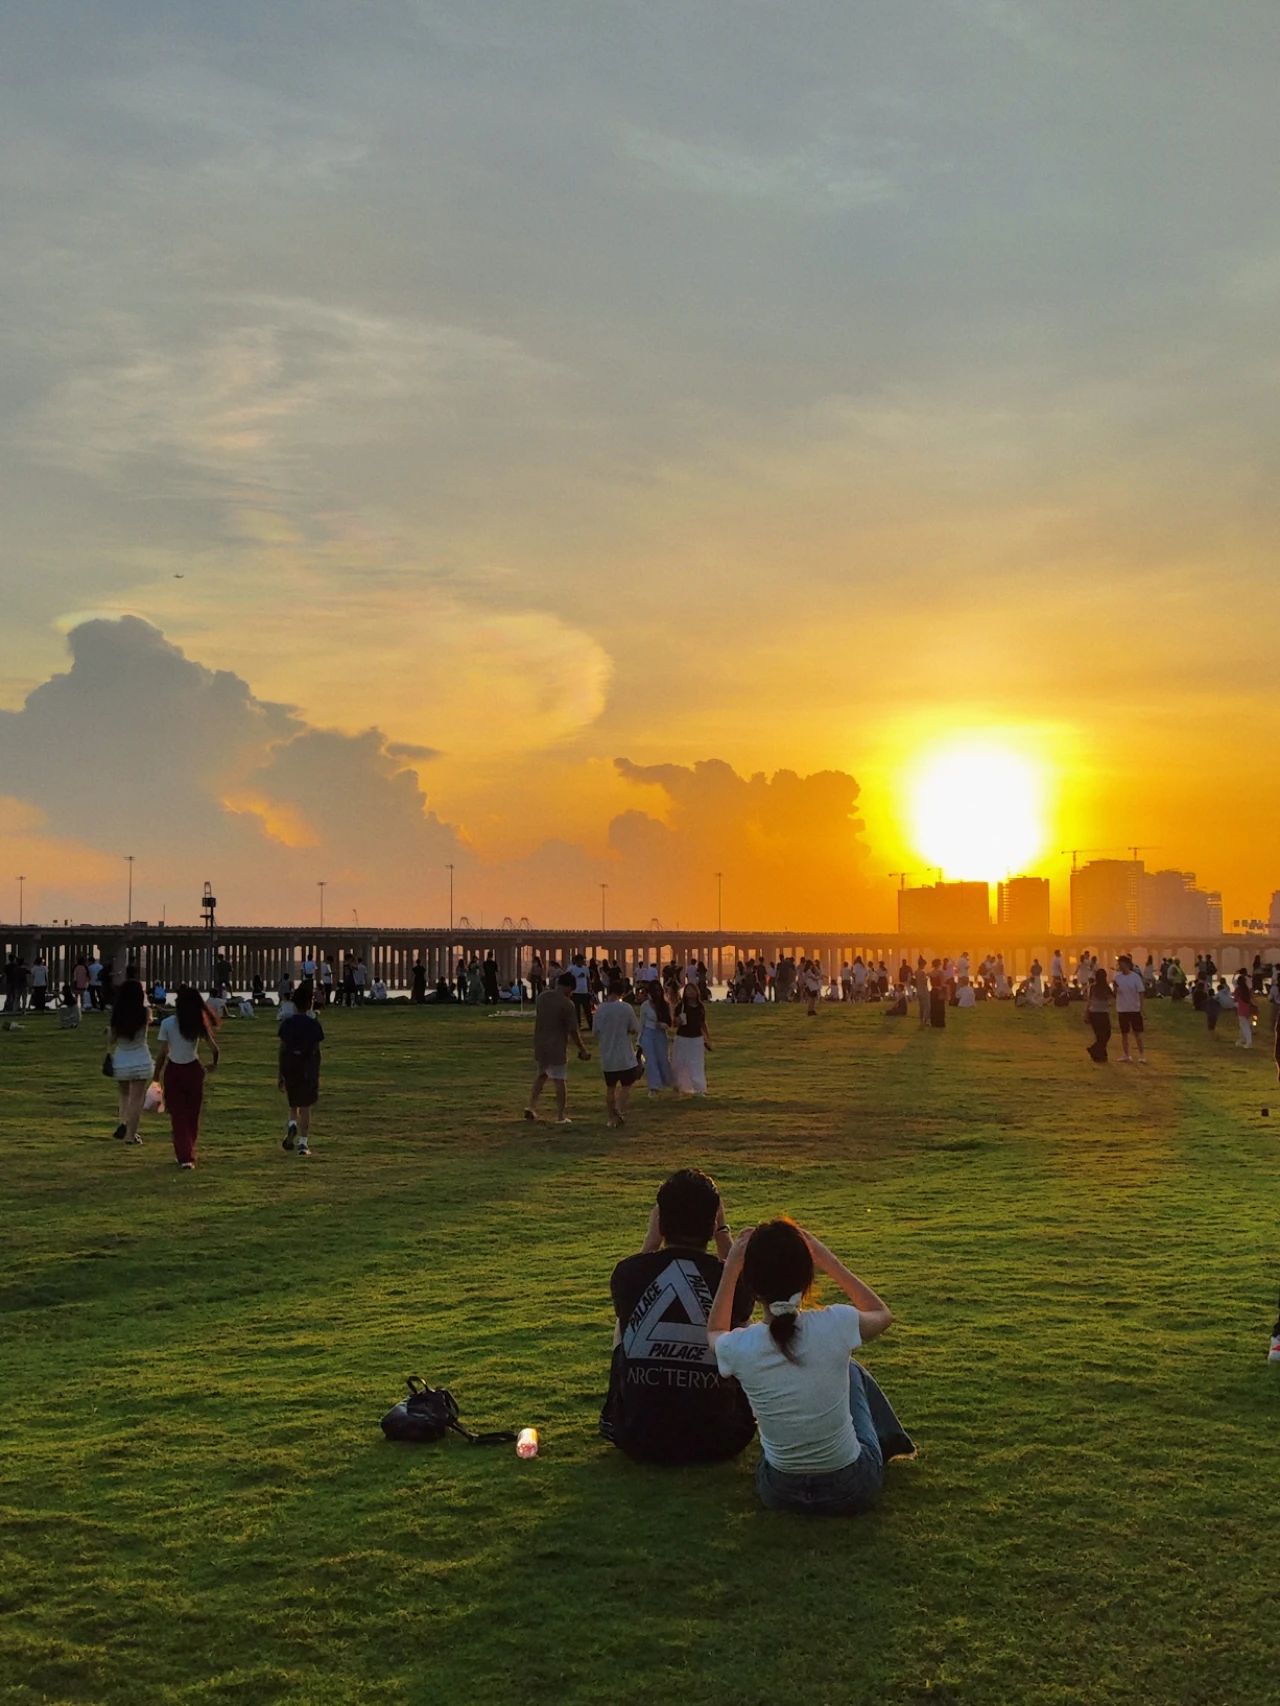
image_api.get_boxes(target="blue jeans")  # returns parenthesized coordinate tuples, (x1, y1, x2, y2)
(642, 1029, 674, 1090)
(755, 1364, 910, 1516)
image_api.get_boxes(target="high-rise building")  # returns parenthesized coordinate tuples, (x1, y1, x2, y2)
(1139, 869, 1222, 937)
(996, 876, 1051, 934)
(1070, 859, 1141, 937)
(898, 881, 991, 939)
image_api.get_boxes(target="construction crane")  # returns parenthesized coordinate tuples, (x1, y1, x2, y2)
(887, 871, 915, 890)
(1126, 845, 1160, 862)
(1059, 846, 1125, 871)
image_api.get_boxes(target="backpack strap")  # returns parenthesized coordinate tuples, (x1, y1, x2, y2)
(446, 1417, 518, 1446)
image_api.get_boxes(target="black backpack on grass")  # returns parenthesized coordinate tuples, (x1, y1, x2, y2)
(380, 1376, 516, 1445)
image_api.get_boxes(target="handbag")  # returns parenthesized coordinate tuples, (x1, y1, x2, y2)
(101, 1052, 114, 1078)
(380, 1376, 516, 1446)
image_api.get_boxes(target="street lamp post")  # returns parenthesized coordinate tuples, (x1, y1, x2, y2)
(126, 855, 134, 924)
(446, 863, 454, 932)
(715, 871, 723, 933)
(17, 874, 25, 926)
(317, 881, 326, 928)
(599, 882, 608, 935)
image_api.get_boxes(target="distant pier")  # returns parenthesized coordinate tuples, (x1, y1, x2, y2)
(2, 922, 1275, 992)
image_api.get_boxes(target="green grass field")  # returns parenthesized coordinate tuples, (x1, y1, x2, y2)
(1, 997, 1277, 1706)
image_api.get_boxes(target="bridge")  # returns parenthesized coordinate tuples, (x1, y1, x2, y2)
(3, 921, 1275, 993)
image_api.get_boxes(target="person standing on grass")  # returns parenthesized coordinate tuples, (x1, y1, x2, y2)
(1085, 966, 1113, 1063)
(915, 958, 929, 1026)
(707, 1220, 914, 1516)
(106, 976, 153, 1145)
(525, 972, 590, 1124)
(672, 982, 711, 1095)
(153, 987, 221, 1169)
(592, 979, 642, 1128)
(1113, 953, 1147, 1064)
(640, 981, 676, 1094)
(599, 1169, 756, 1465)
(801, 959, 823, 1016)
(278, 981, 323, 1156)
(928, 961, 948, 1029)
(1233, 972, 1257, 1048)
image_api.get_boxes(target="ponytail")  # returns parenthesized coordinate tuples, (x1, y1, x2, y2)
(768, 1308, 802, 1363)
(743, 1220, 814, 1365)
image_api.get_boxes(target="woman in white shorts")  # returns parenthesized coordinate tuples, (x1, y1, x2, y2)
(107, 977, 153, 1145)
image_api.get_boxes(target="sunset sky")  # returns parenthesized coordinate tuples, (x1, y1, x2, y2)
(3, 3, 1278, 932)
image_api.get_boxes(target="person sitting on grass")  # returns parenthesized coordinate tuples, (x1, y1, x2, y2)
(278, 980, 323, 1157)
(707, 1219, 914, 1515)
(591, 978, 642, 1128)
(525, 972, 590, 1125)
(600, 1168, 755, 1465)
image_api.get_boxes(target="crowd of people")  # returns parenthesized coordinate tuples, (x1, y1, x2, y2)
(15, 926, 1280, 1517)
(17, 935, 1280, 1171)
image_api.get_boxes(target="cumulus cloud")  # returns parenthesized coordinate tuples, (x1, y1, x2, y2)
(595, 758, 872, 930)
(0, 617, 464, 925)
(0, 620, 875, 933)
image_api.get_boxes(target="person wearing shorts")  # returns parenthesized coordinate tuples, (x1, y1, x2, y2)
(1113, 955, 1146, 1063)
(526, 973, 589, 1124)
(278, 981, 324, 1155)
(592, 979, 642, 1129)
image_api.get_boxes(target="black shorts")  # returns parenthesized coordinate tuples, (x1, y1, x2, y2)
(282, 1071, 320, 1108)
(604, 1067, 640, 1088)
(1118, 1012, 1144, 1035)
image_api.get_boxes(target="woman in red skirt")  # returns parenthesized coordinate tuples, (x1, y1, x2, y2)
(153, 986, 221, 1169)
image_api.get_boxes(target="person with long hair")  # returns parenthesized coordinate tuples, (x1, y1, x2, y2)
(671, 981, 711, 1096)
(106, 977, 153, 1145)
(707, 1219, 913, 1515)
(1085, 965, 1113, 1063)
(152, 986, 221, 1169)
(639, 981, 675, 1094)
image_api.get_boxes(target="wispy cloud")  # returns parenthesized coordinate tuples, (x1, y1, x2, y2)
(621, 127, 901, 212)
(28, 296, 553, 493)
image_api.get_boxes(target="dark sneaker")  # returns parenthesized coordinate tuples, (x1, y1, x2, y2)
(112, 1123, 127, 1141)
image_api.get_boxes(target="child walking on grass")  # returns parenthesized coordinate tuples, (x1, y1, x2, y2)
(278, 980, 323, 1156)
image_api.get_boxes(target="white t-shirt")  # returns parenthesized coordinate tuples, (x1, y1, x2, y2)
(570, 963, 589, 994)
(715, 1305, 863, 1474)
(591, 1000, 640, 1071)
(158, 1013, 202, 1065)
(31, 964, 48, 988)
(88, 960, 103, 986)
(1114, 970, 1145, 1013)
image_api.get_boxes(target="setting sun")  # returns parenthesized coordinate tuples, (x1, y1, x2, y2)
(906, 739, 1048, 882)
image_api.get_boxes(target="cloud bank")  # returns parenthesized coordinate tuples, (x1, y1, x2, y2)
(0, 619, 870, 931)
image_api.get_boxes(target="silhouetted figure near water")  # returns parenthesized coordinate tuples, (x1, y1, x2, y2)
(410, 960, 427, 1003)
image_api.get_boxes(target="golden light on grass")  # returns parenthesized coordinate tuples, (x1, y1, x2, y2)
(905, 737, 1050, 882)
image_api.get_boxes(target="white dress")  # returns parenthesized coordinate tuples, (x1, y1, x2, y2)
(111, 1028, 154, 1082)
(672, 1007, 708, 1095)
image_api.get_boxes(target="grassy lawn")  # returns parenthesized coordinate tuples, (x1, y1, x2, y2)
(1, 996, 1277, 1705)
